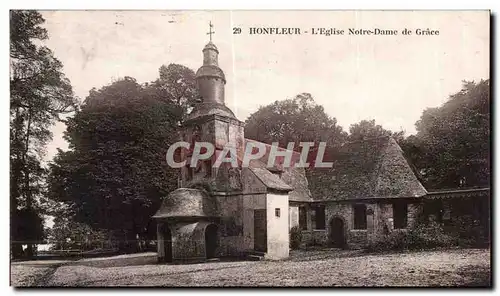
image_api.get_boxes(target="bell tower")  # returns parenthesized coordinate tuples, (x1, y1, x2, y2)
(196, 21, 225, 105)
(179, 22, 245, 189)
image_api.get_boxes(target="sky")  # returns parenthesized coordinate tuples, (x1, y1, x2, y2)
(39, 10, 490, 161)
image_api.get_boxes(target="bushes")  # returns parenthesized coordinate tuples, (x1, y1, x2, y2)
(366, 217, 489, 253)
(365, 221, 458, 253)
(305, 235, 319, 248)
(365, 201, 490, 253)
(448, 215, 489, 247)
(406, 222, 457, 250)
(48, 220, 114, 251)
(365, 231, 408, 252)
(290, 226, 302, 250)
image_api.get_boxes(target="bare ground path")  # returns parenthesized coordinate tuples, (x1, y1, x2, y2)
(10, 259, 72, 287)
(11, 248, 490, 287)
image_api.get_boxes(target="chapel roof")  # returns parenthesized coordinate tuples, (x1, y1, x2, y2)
(249, 167, 293, 192)
(185, 102, 237, 122)
(243, 139, 313, 202)
(195, 41, 225, 82)
(308, 136, 427, 201)
(196, 65, 226, 82)
(152, 188, 217, 219)
(203, 41, 219, 53)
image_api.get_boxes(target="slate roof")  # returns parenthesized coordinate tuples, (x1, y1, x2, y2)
(203, 41, 219, 53)
(243, 139, 313, 201)
(308, 136, 427, 201)
(249, 167, 293, 192)
(196, 65, 226, 82)
(186, 102, 236, 121)
(280, 166, 313, 202)
(152, 188, 217, 218)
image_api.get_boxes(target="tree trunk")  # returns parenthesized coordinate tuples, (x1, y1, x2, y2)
(23, 110, 32, 208)
(23, 110, 34, 258)
(10, 107, 23, 259)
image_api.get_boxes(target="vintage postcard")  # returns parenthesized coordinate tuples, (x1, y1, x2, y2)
(9, 10, 490, 287)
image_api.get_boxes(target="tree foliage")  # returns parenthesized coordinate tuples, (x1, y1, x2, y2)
(243, 81, 489, 192)
(244, 93, 347, 151)
(404, 80, 490, 189)
(47, 218, 113, 251)
(48, 65, 197, 251)
(10, 10, 78, 258)
(348, 119, 404, 143)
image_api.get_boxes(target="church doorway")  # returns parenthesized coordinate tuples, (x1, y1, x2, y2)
(163, 225, 173, 263)
(205, 224, 218, 259)
(329, 217, 346, 248)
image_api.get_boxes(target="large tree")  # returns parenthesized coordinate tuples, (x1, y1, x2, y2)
(244, 93, 347, 152)
(348, 119, 404, 143)
(10, 10, 78, 258)
(406, 80, 490, 189)
(347, 119, 425, 182)
(48, 65, 197, 251)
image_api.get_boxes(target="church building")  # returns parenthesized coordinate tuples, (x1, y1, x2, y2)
(153, 33, 490, 263)
(153, 37, 312, 263)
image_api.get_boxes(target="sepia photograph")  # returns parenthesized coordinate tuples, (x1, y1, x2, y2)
(9, 10, 491, 287)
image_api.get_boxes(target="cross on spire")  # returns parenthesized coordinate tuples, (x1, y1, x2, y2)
(207, 21, 215, 42)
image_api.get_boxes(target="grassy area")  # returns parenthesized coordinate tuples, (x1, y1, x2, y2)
(11, 248, 490, 287)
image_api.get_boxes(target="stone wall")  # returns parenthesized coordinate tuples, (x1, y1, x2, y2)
(378, 203, 392, 233)
(375, 201, 419, 235)
(228, 123, 245, 155)
(324, 202, 376, 249)
(241, 167, 267, 194)
(217, 194, 245, 257)
(214, 120, 229, 149)
(170, 222, 207, 262)
(349, 230, 368, 249)
(300, 230, 328, 247)
(321, 200, 420, 249)
(325, 202, 352, 246)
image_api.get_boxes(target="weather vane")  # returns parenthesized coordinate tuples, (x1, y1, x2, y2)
(207, 21, 215, 42)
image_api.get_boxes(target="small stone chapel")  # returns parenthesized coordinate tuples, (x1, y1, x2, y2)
(153, 29, 490, 263)
(152, 34, 313, 263)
